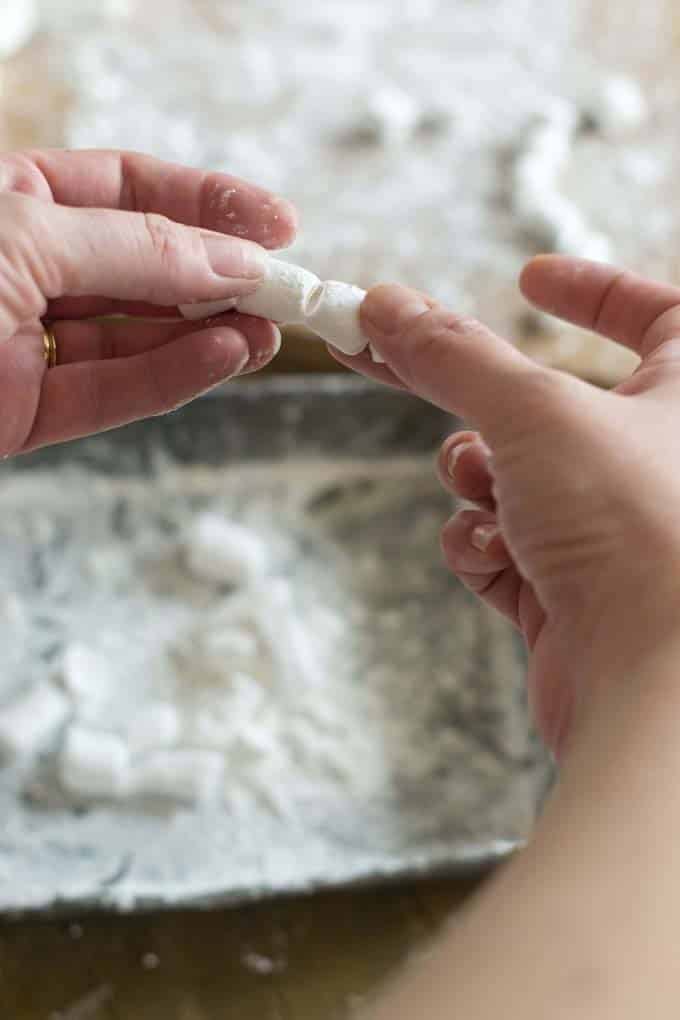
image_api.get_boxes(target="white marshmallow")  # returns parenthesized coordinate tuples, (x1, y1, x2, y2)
(179, 258, 370, 357)
(0, 682, 70, 759)
(60, 725, 131, 799)
(359, 84, 422, 147)
(184, 513, 268, 587)
(512, 108, 613, 261)
(237, 258, 322, 324)
(176, 297, 238, 320)
(60, 642, 116, 708)
(304, 280, 368, 356)
(581, 74, 648, 135)
(126, 703, 181, 754)
(129, 749, 224, 803)
(0, 0, 38, 60)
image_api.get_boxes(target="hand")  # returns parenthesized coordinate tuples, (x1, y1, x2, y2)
(335, 258, 680, 759)
(0, 149, 297, 454)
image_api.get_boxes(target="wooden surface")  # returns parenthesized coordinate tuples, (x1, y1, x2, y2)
(0, 875, 483, 1019)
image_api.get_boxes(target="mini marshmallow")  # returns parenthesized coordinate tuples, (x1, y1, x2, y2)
(60, 725, 131, 799)
(129, 749, 224, 803)
(359, 84, 422, 147)
(580, 74, 648, 135)
(513, 108, 613, 261)
(180, 258, 370, 357)
(60, 642, 116, 707)
(0, 0, 38, 60)
(126, 703, 181, 754)
(184, 513, 268, 587)
(0, 682, 70, 759)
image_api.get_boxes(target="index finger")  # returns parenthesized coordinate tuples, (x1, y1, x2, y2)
(520, 255, 680, 358)
(0, 149, 298, 250)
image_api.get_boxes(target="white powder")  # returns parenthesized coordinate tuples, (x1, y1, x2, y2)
(29, 0, 677, 371)
(0, 457, 540, 883)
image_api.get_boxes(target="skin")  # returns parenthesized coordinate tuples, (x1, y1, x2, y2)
(3, 146, 680, 1013)
(329, 260, 680, 1018)
(0, 148, 298, 454)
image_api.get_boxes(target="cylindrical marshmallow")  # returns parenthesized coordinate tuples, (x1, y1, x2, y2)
(0, 682, 70, 759)
(60, 725, 131, 799)
(179, 258, 370, 356)
(304, 280, 368, 356)
(129, 750, 224, 804)
(184, 513, 268, 587)
(236, 258, 322, 324)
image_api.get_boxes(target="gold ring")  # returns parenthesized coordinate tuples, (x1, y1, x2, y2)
(42, 325, 57, 369)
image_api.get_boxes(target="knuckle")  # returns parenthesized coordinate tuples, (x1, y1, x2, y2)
(0, 194, 56, 329)
(142, 213, 185, 271)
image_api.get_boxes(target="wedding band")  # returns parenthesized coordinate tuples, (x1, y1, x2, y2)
(42, 325, 57, 369)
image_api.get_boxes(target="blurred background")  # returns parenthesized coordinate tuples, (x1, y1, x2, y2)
(1, 0, 678, 379)
(1, 2, 679, 1018)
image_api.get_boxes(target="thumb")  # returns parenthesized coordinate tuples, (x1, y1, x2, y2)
(361, 284, 568, 439)
(0, 193, 267, 339)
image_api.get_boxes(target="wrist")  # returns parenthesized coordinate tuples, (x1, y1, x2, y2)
(563, 622, 680, 768)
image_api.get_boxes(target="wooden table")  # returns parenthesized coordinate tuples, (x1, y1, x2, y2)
(0, 877, 481, 1019)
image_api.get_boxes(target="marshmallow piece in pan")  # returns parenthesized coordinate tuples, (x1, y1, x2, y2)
(184, 513, 268, 587)
(126, 703, 181, 754)
(179, 258, 370, 356)
(129, 749, 224, 804)
(0, 681, 70, 760)
(59, 725, 131, 799)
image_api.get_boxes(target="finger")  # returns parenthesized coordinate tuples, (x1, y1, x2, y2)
(51, 312, 280, 372)
(520, 255, 680, 358)
(437, 431, 495, 508)
(441, 509, 545, 644)
(441, 510, 520, 626)
(21, 325, 254, 453)
(0, 149, 298, 249)
(327, 344, 409, 391)
(47, 296, 176, 320)
(360, 284, 557, 439)
(0, 194, 270, 337)
(441, 510, 512, 576)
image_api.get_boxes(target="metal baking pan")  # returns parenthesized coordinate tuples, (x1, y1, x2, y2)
(0, 376, 551, 917)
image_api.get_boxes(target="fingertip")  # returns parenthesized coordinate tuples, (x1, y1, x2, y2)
(194, 326, 250, 380)
(519, 254, 562, 300)
(266, 196, 299, 249)
(361, 283, 433, 338)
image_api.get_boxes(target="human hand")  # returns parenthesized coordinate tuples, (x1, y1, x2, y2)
(0, 149, 297, 454)
(335, 258, 680, 759)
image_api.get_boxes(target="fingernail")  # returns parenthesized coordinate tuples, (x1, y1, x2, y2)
(471, 524, 499, 553)
(362, 284, 431, 336)
(202, 233, 267, 280)
(447, 441, 474, 478)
